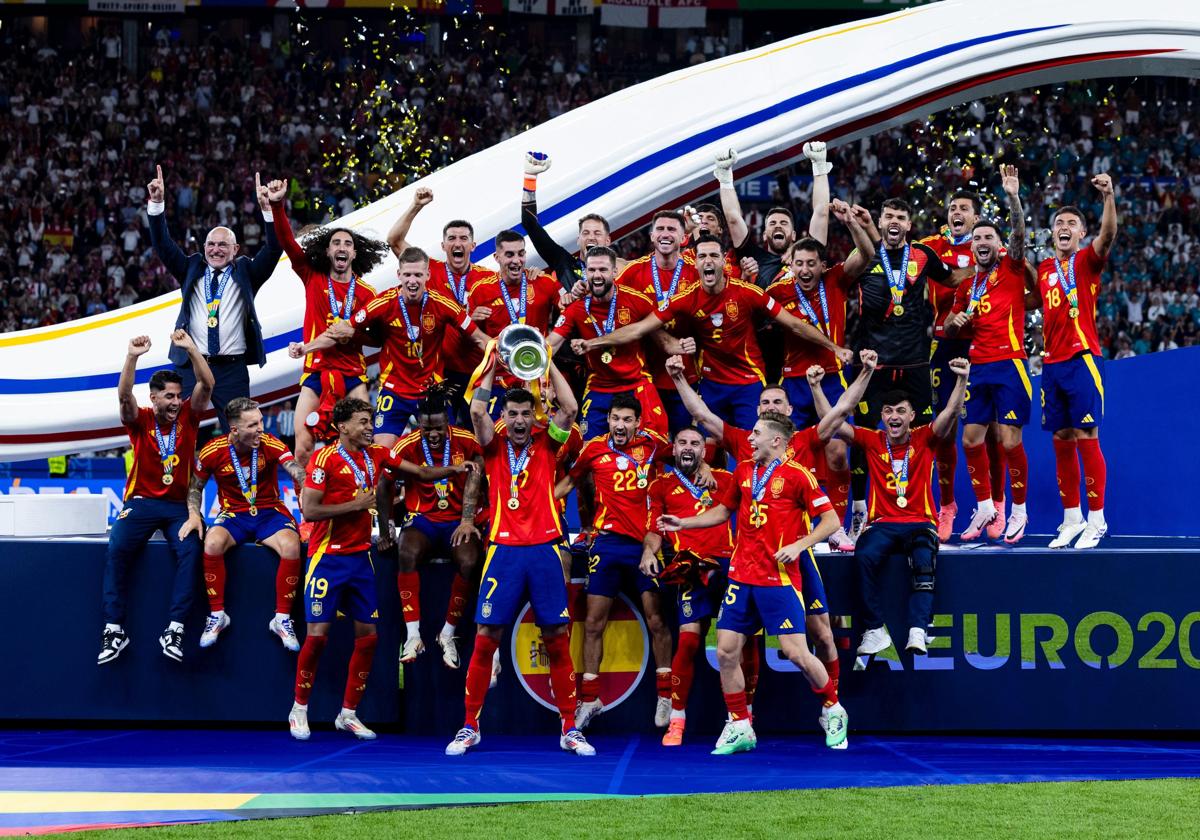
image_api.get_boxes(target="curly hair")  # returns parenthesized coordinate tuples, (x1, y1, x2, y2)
(300, 226, 390, 276)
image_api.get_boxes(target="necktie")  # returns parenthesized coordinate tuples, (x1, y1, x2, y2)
(207, 269, 221, 356)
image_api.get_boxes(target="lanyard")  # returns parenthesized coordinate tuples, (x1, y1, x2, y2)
(585, 290, 619, 338)
(204, 265, 233, 322)
(885, 435, 911, 500)
(399, 292, 428, 342)
(878, 244, 910, 308)
(506, 437, 532, 502)
(326, 274, 357, 321)
(337, 444, 375, 492)
(968, 265, 998, 314)
(422, 434, 451, 498)
(650, 256, 684, 310)
(751, 458, 781, 501)
(447, 269, 469, 306)
(228, 442, 258, 509)
(499, 271, 528, 325)
(793, 278, 829, 334)
(1053, 253, 1080, 308)
(668, 465, 712, 507)
(153, 418, 178, 475)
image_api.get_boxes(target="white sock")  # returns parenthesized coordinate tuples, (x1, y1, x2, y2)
(340, 707, 356, 717)
(274, 612, 289, 622)
(440, 622, 456, 638)
(1010, 502, 1027, 517)
(168, 621, 184, 632)
(405, 620, 420, 638)
(1087, 508, 1106, 527)
(977, 498, 996, 517)
(210, 610, 226, 619)
(656, 667, 671, 675)
(670, 709, 686, 721)
(1063, 506, 1083, 524)
(105, 623, 123, 633)
(292, 701, 308, 711)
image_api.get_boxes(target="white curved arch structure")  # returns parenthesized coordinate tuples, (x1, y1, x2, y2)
(2, 0, 1199, 459)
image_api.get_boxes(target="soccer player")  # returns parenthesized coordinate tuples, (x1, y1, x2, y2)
(714, 143, 833, 287)
(658, 412, 848, 753)
(445, 354, 595, 757)
(186, 397, 306, 652)
(589, 235, 852, 431)
(288, 398, 470, 741)
(98, 332, 213, 665)
(944, 165, 1034, 543)
(550, 245, 668, 439)
(386, 188, 495, 411)
(1032, 173, 1118, 549)
(377, 386, 485, 668)
(466, 230, 567, 417)
(614, 210, 700, 433)
(317, 247, 489, 450)
(554, 394, 672, 731)
(642, 425, 736, 746)
(818, 358, 971, 656)
(918, 190, 1008, 542)
(273, 181, 383, 467)
(847, 199, 955, 540)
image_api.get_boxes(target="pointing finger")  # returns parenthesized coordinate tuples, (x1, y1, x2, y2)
(156, 164, 163, 183)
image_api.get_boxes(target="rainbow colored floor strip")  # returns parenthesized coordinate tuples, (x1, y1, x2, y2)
(3, 729, 1200, 834)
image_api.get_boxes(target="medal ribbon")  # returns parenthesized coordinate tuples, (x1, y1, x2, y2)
(585, 290, 619, 339)
(228, 442, 258, 509)
(608, 437, 655, 486)
(793, 278, 830, 335)
(885, 436, 911, 500)
(326, 273, 357, 321)
(968, 265, 998, 315)
(448, 269, 469, 306)
(422, 435, 451, 501)
(650, 256, 684, 308)
(1052, 253, 1079, 310)
(668, 465, 712, 507)
(337, 444, 376, 496)
(499, 271, 528, 325)
(506, 437, 532, 502)
(878, 244, 910, 310)
(750, 458, 781, 501)
(398, 292, 428, 344)
(204, 265, 234, 323)
(153, 418, 178, 477)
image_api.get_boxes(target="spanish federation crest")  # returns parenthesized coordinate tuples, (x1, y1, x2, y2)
(481, 601, 493, 619)
(311, 601, 324, 617)
(770, 476, 786, 496)
(682, 601, 693, 618)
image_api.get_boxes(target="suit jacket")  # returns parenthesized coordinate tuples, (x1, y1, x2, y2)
(148, 210, 282, 368)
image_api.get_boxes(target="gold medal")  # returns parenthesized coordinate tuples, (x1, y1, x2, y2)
(507, 497, 520, 511)
(437, 498, 450, 510)
(1068, 307, 1079, 319)
(892, 304, 905, 317)
(249, 505, 258, 516)
(636, 478, 648, 489)
(600, 351, 613, 365)
(896, 495, 909, 509)
(161, 473, 174, 486)
(207, 316, 218, 329)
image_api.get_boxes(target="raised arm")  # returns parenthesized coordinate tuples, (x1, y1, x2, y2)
(814, 349, 877, 442)
(831, 199, 875, 279)
(386, 187, 432, 258)
(118, 335, 151, 425)
(267, 178, 307, 264)
(469, 354, 498, 448)
(1000, 164, 1026, 263)
(804, 142, 833, 246)
(521, 152, 576, 292)
(145, 164, 189, 279)
(547, 358, 577, 433)
(932, 357, 970, 439)
(1091, 173, 1118, 261)
(171, 329, 213, 411)
(248, 173, 282, 289)
(714, 148, 750, 249)
(666, 354, 723, 437)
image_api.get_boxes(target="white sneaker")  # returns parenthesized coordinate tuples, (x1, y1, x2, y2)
(1004, 509, 1028, 544)
(1049, 519, 1087, 549)
(400, 636, 425, 664)
(199, 613, 229, 649)
(334, 709, 377, 740)
(848, 509, 867, 542)
(828, 527, 855, 552)
(288, 702, 310, 741)
(437, 633, 460, 669)
(906, 627, 927, 655)
(961, 506, 998, 541)
(269, 616, 300, 652)
(560, 728, 597, 756)
(445, 726, 481, 756)
(654, 695, 671, 728)
(857, 626, 892, 656)
(489, 647, 502, 688)
(576, 698, 604, 730)
(1074, 522, 1107, 550)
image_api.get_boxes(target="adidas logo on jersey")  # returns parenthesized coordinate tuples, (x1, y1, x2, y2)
(779, 618, 794, 630)
(1005, 410, 1018, 420)
(1081, 414, 1095, 424)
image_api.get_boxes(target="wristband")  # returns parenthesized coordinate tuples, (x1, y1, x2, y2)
(523, 176, 538, 192)
(473, 387, 492, 404)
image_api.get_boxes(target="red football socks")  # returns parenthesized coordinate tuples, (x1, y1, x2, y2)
(275, 556, 301, 615)
(828, 467, 850, 523)
(203, 552, 226, 612)
(445, 572, 472, 628)
(740, 640, 760, 708)
(670, 631, 701, 711)
(294, 635, 328, 705)
(655, 669, 672, 699)
(987, 434, 1006, 504)
(463, 633, 499, 729)
(812, 675, 839, 708)
(964, 443, 991, 502)
(1077, 437, 1107, 509)
(397, 571, 421, 623)
(1052, 438, 1081, 508)
(724, 690, 750, 722)
(579, 674, 600, 704)
(342, 634, 378, 710)
(825, 655, 841, 693)
(543, 632, 577, 731)
(934, 437, 957, 506)
(1004, 444, 1029, 505)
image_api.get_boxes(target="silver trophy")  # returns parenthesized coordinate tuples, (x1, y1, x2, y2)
(497, 324, 550, 381)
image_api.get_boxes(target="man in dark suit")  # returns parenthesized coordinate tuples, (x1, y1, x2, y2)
(146, 166, 282, 432)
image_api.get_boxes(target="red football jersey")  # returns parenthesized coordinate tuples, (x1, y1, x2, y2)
(720, 423, 822, 473)
(391, 426, 482, 524)
(195, 433, 295, 517)
(919, 232, 975, 338)
(482, 424, 566, 546)
(350, 288, 477, 399)
(853, 425, 939, 525)
(304, 443, 391, 556)
(553, 286, 656, 393)
(123, 400, 201, 503)
(716, 459, 833, 587)
(648, 467, 734, 559)
(428, 258, 491, 376)
(1037, 243, 1105, 364)
(659, 279, 781, 385)
(569, 430, 667, 542)
(767, 263, 852, 376)
(616, 254, 700, 389)
(951, 254, 1028, 363)
(274, 208, 377, 377)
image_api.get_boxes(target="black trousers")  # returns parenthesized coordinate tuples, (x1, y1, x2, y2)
(178, 356, 251, 433)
